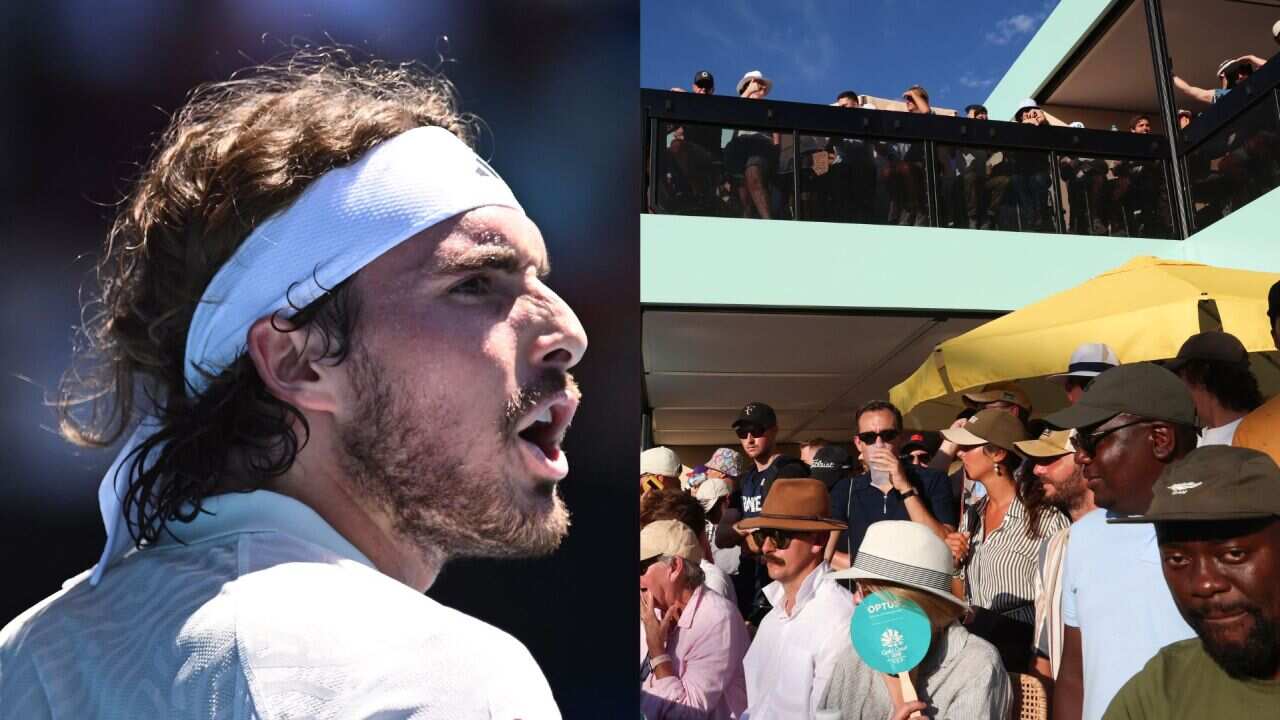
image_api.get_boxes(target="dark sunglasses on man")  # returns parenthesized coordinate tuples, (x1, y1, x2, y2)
(752, 527, 803, 550)
(1075, 419, 1153, 455)
(900, 450, 932, 466)
(734, 424, 768, 439)
(856, 429, 900, 445)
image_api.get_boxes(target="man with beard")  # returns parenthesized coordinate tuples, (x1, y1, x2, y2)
(1016, 428, 1097, 681)
(1043, 363, 1199, 720)
(1103, 446, 1280, 717)
(716, 401, 806, 623)
(0, 55, 585, 718)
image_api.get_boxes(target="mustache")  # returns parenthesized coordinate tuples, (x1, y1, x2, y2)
(1187, 602, 1259, 622)
(501, 370, 580, 434)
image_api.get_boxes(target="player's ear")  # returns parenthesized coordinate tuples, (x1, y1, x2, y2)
(245, 314, 342, 415)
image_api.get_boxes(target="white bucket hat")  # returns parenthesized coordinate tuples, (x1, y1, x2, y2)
(831, 520, 967, 610)
(736, 70, 773, 96)
(1047, 342, 1119, 384)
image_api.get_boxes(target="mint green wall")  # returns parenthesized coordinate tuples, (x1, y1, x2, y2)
(641, 214, 1181, 312)
(1184, 186, 1280, 270)
(985, 0, 1120, 119)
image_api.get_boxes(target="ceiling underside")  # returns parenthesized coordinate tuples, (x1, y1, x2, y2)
(643, 310, 992, 447)
(1046, 0, 1280, 114)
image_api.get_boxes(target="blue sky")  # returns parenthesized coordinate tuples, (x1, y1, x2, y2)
(642, 0, 1058, 111)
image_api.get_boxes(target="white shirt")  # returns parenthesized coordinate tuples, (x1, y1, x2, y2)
(1197, 417, 1243, 447)
(0, 491, 560, 720)
(742, 563, 854, 720)
(701, 559, 734, 600)
(1060, 509, 1195, 720)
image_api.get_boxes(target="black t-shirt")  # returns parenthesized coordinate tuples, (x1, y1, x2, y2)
(733, 455, 807, 518)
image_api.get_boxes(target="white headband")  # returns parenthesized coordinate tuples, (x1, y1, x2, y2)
(91, 126, 523, 586)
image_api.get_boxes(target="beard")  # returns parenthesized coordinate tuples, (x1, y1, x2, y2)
(1045, 466, 1088, 513)
(336, 347, 572, 564)
(1186, 604, 1280, 680)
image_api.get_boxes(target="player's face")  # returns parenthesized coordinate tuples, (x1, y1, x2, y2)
(333, 205, 587, 561)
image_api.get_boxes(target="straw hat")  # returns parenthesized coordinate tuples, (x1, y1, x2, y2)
(831, 520, 966, 610)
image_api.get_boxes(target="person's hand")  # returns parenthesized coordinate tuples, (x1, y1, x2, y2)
(938, 416, 969, 457)
(640, 591, 682, 657)
(944, 530, 971, 564)
(890, 701, 927, 720)
(735, 524, 761, 554)
(864, 444, 908, 492)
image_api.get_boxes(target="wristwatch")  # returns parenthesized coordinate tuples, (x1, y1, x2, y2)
(899, 488, 919, 500)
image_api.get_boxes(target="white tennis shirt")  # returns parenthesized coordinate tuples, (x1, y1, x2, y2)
(0, 491, 560, 719)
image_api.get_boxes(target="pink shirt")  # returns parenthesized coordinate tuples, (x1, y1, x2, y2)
(641, 585, 750, 720)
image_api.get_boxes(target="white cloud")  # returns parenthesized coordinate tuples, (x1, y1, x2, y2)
(985, 13, 1039, 45)
(959, 72, 995, 89)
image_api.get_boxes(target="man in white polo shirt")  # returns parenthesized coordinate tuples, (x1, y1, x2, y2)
(1, 54, 585, 718)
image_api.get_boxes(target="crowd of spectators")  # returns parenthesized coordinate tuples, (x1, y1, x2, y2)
(655, 52, 1280, 236)
(638, 281, 1280, 719)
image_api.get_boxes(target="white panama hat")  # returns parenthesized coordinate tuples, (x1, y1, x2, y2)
(831, 520, 967, 610)
(1047, 342, 1120, 384)
(736, 70, 773, 96)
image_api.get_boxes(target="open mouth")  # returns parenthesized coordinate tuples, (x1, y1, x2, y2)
(515, 395, 578, 482)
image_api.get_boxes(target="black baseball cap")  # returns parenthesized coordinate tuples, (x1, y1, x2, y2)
(1111, 446, 1280, 523)
(1045, 362, 1196, 430)
(1268, 279, 1280, 321)
(901, 431, 935, 453)
(809, 446, 853, 489)
(1163, 330, 1248, 372)
(733, 401, 777, 429)
(693, 70, 714, 89)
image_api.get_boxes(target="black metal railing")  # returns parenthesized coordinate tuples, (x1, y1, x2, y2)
(643, 89, 1177, 239)
(1178, 53, 1280, 232)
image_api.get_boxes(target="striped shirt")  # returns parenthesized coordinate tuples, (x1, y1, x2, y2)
(959, 495, 1069, 625)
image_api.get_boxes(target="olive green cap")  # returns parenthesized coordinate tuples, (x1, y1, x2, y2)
(1111, 446, 1280, 523)
(1044, 362, 1195, 430)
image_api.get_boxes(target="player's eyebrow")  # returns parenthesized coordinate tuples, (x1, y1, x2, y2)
(434, 230, 550, 277)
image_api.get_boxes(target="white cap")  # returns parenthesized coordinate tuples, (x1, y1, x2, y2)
(1047, 342, 1120, 383)
(641, 446, 681, 477)
(1273, 20, 1280, 41)
(640, 520, 703, 563)
(693, 477, 733, 513)
(1069, 121, 1085, 128)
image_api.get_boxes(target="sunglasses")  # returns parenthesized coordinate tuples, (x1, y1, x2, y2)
(856, 429, 900, 445)
(755, 527, 803, 550)
(900, 451, 932, 465)
(1076, 419, 1153, 455)
(639, 556, 662, 576)
(735, 425, 769, 439)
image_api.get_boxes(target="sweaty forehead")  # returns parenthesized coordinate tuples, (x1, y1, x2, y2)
(432, 208, 550, 276)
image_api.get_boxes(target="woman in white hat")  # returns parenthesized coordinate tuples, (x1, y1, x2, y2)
(819, 520, 1010, 719)
(723, 70, 778, 219)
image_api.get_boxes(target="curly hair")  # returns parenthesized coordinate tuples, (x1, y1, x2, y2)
(57, 49, 476, 547)
(1177, 359, 1264, 414)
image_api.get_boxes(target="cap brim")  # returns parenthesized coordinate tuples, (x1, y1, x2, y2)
(828, 567, 969, 611)
(1014, 438, 1072, 458)
(940, 426, 987, 446)
(735, 515, 847, 532)
(1162, 358, 1190, 373)
(1108, 509, 1279, 524)
(1044, 401, 1119, 430)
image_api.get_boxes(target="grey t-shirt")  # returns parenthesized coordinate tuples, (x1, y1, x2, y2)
(818, 622, 1011, 719)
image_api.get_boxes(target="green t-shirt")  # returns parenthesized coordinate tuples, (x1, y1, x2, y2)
(1103, 638, 1280, 719)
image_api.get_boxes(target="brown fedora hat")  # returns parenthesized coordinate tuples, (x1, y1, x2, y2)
(735, 479, 848, 532)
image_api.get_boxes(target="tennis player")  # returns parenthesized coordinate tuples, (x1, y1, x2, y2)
(0, 52, 585, 718)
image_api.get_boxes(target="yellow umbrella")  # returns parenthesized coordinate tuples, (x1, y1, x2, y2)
(892, 256, 1280, 429)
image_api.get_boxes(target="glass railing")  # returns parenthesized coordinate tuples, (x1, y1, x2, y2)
(644, 90, 1177, 239)
(1179, 52, 1280, 233)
